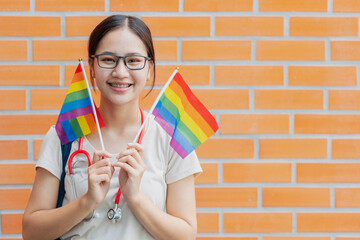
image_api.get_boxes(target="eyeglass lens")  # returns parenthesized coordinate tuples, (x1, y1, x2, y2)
(97, 54, 147, 70)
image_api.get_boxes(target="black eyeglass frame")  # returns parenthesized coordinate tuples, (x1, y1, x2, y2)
(91, 53, 151, 70)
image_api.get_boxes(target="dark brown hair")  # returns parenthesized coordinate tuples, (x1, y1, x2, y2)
(88, 15, 156, 94)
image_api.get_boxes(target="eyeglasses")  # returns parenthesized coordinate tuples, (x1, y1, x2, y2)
(92, 53, 151, 70)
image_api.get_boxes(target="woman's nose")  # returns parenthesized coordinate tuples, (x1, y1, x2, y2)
(112, 58, 129, 77)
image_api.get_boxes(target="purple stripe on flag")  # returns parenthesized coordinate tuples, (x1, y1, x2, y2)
(170, 138, 189, 158)
(58, 105, 93, 122)
(55, 120, 69, 144)
(154, 108, 190, 158)
(153, 108, 174, 136)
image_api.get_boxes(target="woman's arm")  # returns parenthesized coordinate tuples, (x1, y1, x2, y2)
(128, 175, 197, 240)
(23, 150, 113, 240)
(22, 168, 97, 240)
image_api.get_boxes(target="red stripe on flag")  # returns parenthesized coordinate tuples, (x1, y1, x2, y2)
(172, 72, 219, 132)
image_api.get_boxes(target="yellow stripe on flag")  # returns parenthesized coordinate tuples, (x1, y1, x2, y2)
(77, 115, 91, 136)
(68, 80, 87, 94)
(164, 87, 208, 143)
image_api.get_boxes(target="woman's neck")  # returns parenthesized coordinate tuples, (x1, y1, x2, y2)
(99, 97, 141, 134)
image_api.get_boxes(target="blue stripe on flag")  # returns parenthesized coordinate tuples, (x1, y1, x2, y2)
(60, 97, 92, 114)
(61, 120, 77, 143)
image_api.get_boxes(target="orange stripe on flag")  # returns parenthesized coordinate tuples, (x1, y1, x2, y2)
(84, 113, 96, 132)
(169, 80, 215, 137)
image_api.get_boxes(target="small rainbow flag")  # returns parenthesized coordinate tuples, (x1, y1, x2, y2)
(153, 71, 218, 158)
(55, 64, 104, 145)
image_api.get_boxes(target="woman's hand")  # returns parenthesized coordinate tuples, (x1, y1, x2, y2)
(84, 150, 114, 208)
(112, 143, 145, 204)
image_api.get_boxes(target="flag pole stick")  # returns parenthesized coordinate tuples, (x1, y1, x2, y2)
(79, 59, 105, 150)
(133, 68, 179, 143)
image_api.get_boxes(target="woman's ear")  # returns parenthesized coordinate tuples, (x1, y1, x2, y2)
(147, 60, 154, 81)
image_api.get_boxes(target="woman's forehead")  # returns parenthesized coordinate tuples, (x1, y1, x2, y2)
(96, 27, 147, 55)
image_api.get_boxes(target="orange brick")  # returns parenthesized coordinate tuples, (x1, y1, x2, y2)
(290, 17, 358, 37)
(0, 0, 29, 10)
(65, 64, 91, 85)
(263, 188, 330, 207)
(66, 16, 106, 37)
(334, 0, 360, 12)
(215, 65, 283, 86)
(216, 17, 283, 36)
(264, 237, 330, 240)
(332, 139, 360, 159)
(336, 188, 360, 208)
(259, 0, 327, 12)
(195, 163, 218, 184)
(0, 16, 60, 36)
(220, 114, 289, 134)
(329, 90, 360, 110)
(196, 138, 254, 159)
(298, 213, 360, 232)
(143, 17, 210, 37)
(30, 88, 100, 110)
(110, 0, 178, 11)
(0, 115, 57, 135)
(198, 238, 257, 240)
(331, 41, 360, 61)
(194, 89, 249, 109)
(139, 89, 159, 110)
(297, 163, 360, 183)
(295, 114, 360, 134)
(0, 140, 28, 160)
(197, 213, 219, 233)
(257, 40, 325, 61)
(34, 139, 43, 160)
(337, 238, 360, 240)
(223, 163, 292, 183)
(0, 164, 35, 184)
(154, 65, 210, 85)
(289, 66, 357, 86)
(36, 0, 104, 11)
(0, 90, 26, 110)
(224, 213, 292, 233)
(260, 139, 327, 159)
(154, 40, 177, 61)
(183, 40, 251, 61)
(0, 189, 31, 209)
(184, 0, 253, 11)
(0, 65, 60, 86)
(0, 40, 27, 61)
(255, 90, 323, 110)
(30, 89, 66, 110)
(196, 187, 257, 207)
(1, 213, 23, 234)
(33, 40, 87, 61)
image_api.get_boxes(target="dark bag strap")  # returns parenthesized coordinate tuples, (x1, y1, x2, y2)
(56, 141, 73, 208)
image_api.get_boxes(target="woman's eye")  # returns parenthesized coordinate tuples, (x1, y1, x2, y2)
(103, 58, 115, 62)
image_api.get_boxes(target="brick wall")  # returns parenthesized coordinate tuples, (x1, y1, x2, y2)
(1, 0, 360, 239)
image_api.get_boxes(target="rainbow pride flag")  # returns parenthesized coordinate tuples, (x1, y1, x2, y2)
(55, 64, 104, 145)
(153, 71, 218, 158)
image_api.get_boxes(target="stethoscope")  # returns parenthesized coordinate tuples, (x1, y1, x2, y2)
(68, 107, 145, 224)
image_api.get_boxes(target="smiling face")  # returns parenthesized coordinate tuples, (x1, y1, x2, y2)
(90, 27, 152, 107)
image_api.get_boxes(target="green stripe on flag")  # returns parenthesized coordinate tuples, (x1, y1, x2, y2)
(64, 89, 90, 104)
(69, 118, 83, 138)
(160, 96, 201, 148)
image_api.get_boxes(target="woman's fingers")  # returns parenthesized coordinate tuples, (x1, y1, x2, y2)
(92, 150, 112, 164)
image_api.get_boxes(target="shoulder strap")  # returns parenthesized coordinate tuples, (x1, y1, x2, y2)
(56, 141, 73, 208)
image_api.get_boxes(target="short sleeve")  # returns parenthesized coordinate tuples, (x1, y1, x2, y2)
(35, 126, 62, 180)
(165, 148, 202, 184)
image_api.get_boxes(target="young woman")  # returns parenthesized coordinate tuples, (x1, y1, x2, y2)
(23, 14, 202, 240)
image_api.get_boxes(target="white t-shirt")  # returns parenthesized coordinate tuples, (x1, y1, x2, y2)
(36, 114, 202, 240)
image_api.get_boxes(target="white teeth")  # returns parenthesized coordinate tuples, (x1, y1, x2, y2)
(110, 83, 131, 88)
